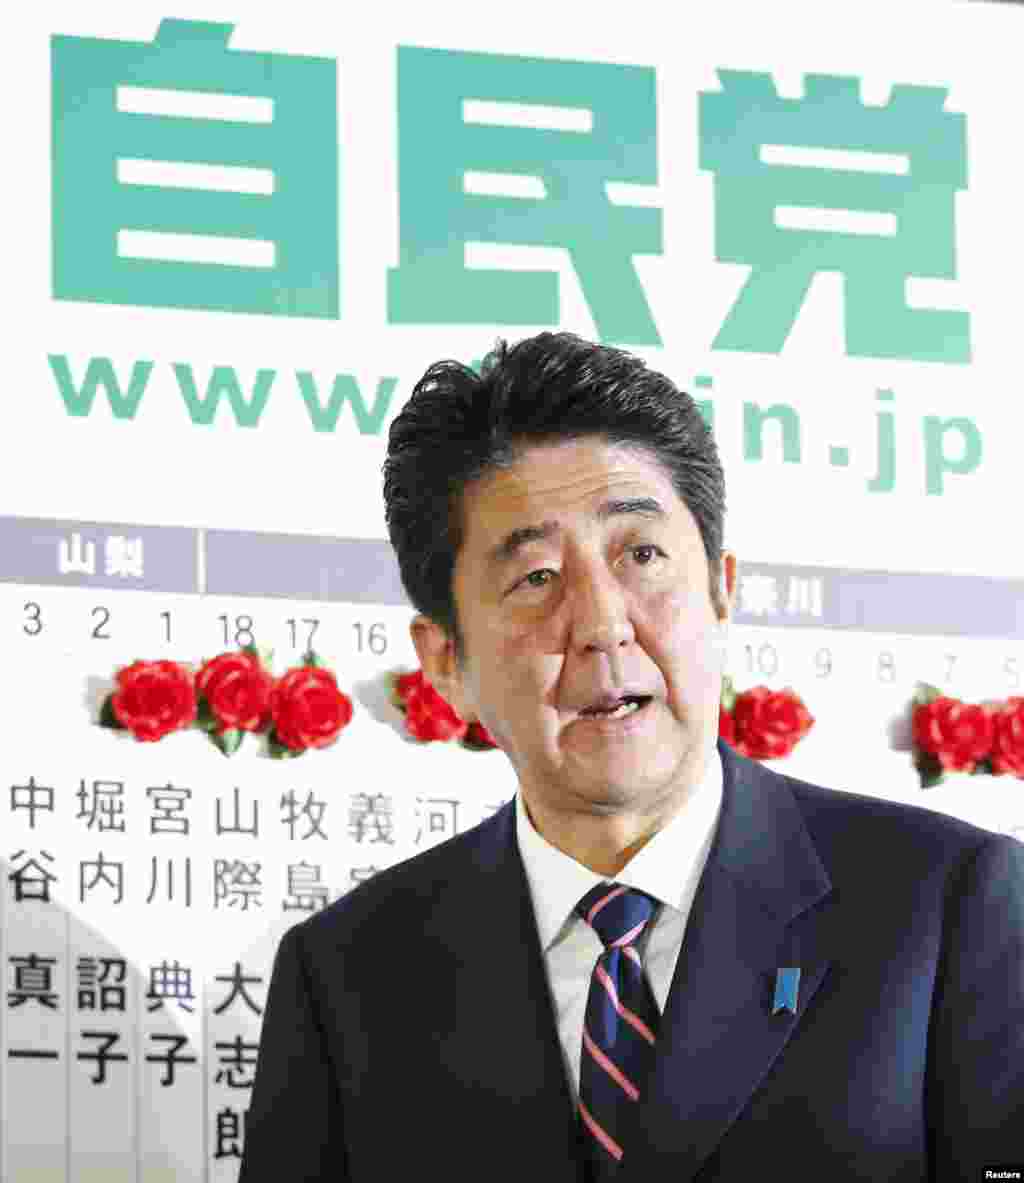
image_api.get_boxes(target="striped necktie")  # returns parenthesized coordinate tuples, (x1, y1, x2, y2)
(574, 882, 662, 1177)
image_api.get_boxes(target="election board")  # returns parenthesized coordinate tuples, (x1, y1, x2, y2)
(2, 1, 1024, 1178)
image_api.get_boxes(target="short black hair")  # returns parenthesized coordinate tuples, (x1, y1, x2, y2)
(381, 331, 727, 670)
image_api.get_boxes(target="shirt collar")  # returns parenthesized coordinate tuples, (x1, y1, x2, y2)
(515, 744, 724, 952)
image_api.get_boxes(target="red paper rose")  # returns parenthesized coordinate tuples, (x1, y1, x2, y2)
(395, 671, 500, 746)
(466, 720, 499, 747)
(731, 686, 814, 760)
(196, 652, 274, 733)
(111, 659, 197, 742)
(398, 669, 470, 743)
(912, 696, 995, 773)
(718, 707, 736, 746)
(270, 665, 353, 751)
(991, 697, 1024, 777)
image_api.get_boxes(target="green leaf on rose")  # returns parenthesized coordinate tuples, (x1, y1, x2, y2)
(914, 748, 945, 790)
(268, 728, 303, 759)
(99, 693, 125, 730)
(720, 674, 737, 712)
(210, 728, 244, 757)
(387, 673, 407, 710)
(912, 682, 943, 707)
(195, 697, 219, 732)
(257, 647, 274, 670)
(300, 649, 325, 669)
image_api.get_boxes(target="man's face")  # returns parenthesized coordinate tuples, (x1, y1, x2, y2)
(411, 438, 736, 822)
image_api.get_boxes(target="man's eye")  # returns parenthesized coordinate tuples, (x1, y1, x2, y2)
(515, 544, 666, 591)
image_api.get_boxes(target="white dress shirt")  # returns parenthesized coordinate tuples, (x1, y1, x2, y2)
(514, 745, 724, 1108)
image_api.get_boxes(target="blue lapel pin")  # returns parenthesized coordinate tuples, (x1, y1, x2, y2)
(772, 967, 801, 1015)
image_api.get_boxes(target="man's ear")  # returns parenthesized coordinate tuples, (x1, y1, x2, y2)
(719, 551, 738, 623)
(409, 615, 466, 714)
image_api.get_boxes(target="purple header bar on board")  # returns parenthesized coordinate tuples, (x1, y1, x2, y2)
(1, 517, 1021, 639)
(0, 516, 197, 593)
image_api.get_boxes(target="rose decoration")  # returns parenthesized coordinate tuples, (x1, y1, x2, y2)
(912, 694, 995, 774)
(104, 659, 197, 742)
(99, 648, 352, 759)
(910, 682, 1024, 788)
(269, 661, 353, 756)
(719, 676, 814, 760)
(718, 706, 736, 747)
(96, 651, 1024, 784)
(195, 650, 276, 756)
(992, 697, 1024, 777)
(390, 668, 498, 749)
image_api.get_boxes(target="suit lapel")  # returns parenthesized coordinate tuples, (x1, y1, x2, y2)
(459, 738, 833, 1182)
(620, 740, 834, 1181)
(448, 797, 589, 1180)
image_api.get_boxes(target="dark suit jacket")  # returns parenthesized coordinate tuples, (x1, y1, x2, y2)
(239, 738, 1024, 1181)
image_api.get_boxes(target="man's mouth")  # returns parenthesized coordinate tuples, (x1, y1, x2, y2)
(579, 695, 652, 719)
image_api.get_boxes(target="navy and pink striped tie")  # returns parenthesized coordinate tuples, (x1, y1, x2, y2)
(575, 882, 662, 1176)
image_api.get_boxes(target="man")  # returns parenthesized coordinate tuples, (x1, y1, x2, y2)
(240, 333, 1023, 1181)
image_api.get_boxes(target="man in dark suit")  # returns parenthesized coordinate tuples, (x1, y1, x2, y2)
(239, 334, 1023, 1180)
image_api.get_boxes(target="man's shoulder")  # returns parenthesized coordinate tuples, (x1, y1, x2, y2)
(753, 754, 1012, 868)
(292, 801, 511, 950)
